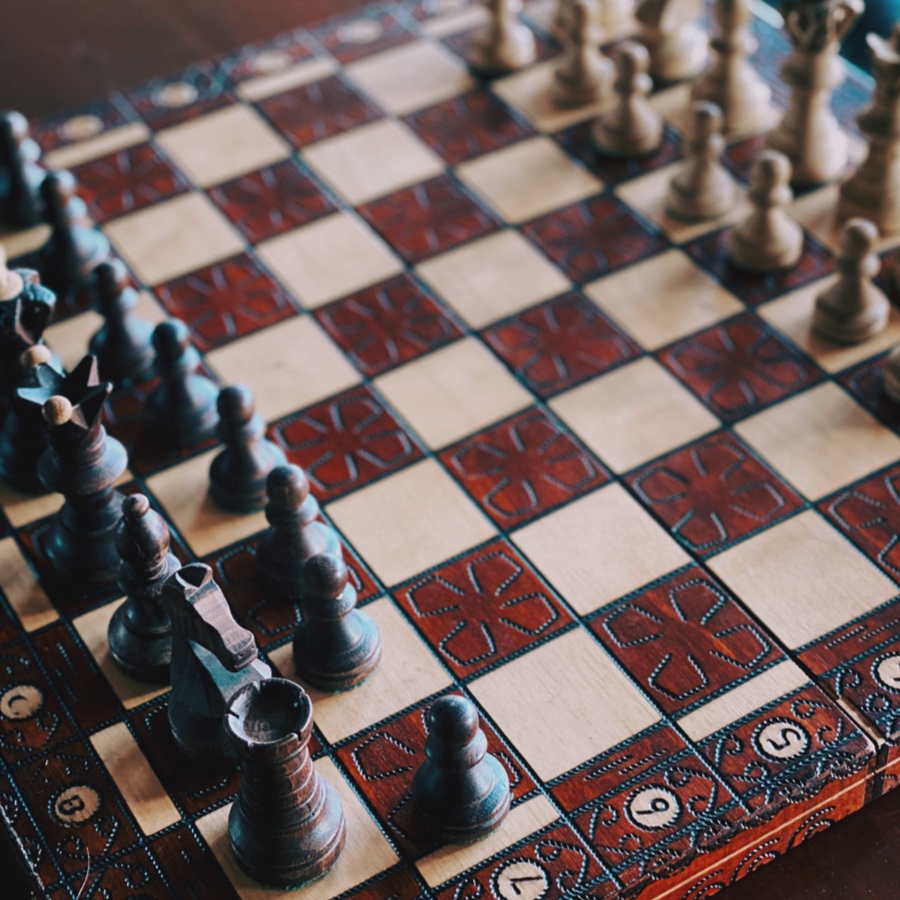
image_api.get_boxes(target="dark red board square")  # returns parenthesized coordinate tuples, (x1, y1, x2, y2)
(208, 160, 335, 244)
(340, 867, 422, 900)
(56, 845, 171, 899)
(722, 133, 768, 186)
(127, 63, 233, 130)
(436, 822, 613, 900)
(590, 566, 786, 716)
(659, 312, 823, 423)
(443, 26, 560, 66)
(314, 8, 416, 64)
(626, 431, 804, 555)
(152, 827, 238, 899)
(683, 228, 834, 307)
(155, 254, 298, 352)
(393, 537, 572, 678)
(257, 75, 382, 148)
(523, 194, 668, 284)
(559, 121, 682, 185)
(32, 95, 134, 153)
(819, 464, 900, 583)
(223, 31, 314, 84)
(335, 691, 535, 855)
(315, 274, 463, 377)
(482, 291, 640, 398)
(697, 685, 874, 812)
(70, 143, 188, 224)
(839, 354, 900, 433)
(405, 90, 535, 166)
(0, 772, 63, 888)
(358, 174, 500, 264)
(441, 407, 608, 529)
(271, 384, 424, 502)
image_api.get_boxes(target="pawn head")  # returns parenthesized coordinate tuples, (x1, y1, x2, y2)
(123, 492, 151, 521)
(217, 384, 255, 424)
(43, 395, 73, 426)
(152, 318, 190, 359)
(93, 259, 129, 301)
(266, 464, 310, 511)
(752, 150, 792, 193)
(303, 552, 348, 600)
(427, 695, 480, 747)
(840, 217, 878, 258)
(118, 493, 171, 565)
(690, 100, 723, 141)
(39, 170, 76, 217)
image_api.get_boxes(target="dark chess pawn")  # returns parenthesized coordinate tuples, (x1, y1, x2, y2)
(0, 110, 45, 228)
(256, 464, 342, 599)
(0, 346, 61, 493)
(38, 170, 110, 297)
(208, 385, 286, 513)
(293, 552, 381, 692)
(224, 678, 346, 887)
(147, 319, 219, 448)
(107, 494, 181, 684)
(89, 259, 155, 386)
(18, 355, 127, 586)
(162, 562, 271, 764)
(412, 695, 510, 843)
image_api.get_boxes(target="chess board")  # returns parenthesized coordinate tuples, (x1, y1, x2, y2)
(1, 0, 898, 897)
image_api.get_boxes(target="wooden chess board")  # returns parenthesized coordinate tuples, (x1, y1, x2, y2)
(1, 1, 898, 897)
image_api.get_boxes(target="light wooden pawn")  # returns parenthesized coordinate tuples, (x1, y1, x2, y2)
(553, 0, 615, 108)
(666, 101, 737, 221)
(882, 342, 900, 402)
(635, 0, 708, 82)
(552, 0, 604, 44)
(812, 218, 889, 345)
(592, 41, 663, 158)
(727, 150, 803, 272)
(468, 0, 536, 76)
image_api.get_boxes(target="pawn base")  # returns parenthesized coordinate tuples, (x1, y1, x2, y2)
(107, 601, 172, 684)
(812, 291, 890, 346)
(666, 171, 737, 222)
(147, 376, 220, 449)
(90, 321, 156, 385)
(293, 610, 382, 692)
(467, 27, 536, 76)
(727, 226, 803, 274)
(838, 171, 900, 237)
(209, 444, 288, 514)
(592, 115, 663, 159)
(552, 66, 613, 109)
(645, 28, 708, 82)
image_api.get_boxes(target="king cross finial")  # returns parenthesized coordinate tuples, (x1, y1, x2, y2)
(17, 355, 111, 436)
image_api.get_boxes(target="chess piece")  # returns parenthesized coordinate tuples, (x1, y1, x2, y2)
(882, 342, 900, 401)
(691, 0, 773, 136)
(0, 346, 61, 493)
(208, 385, 286, 513)
(256, 464, 342, 599)
(765, 0, 863, 186)
(107, 494, 181, 684)
(812, 218, 889, 344)
(147, 319, 219, 448)
(89, 259, 155, 386)
(468, 0, 536, 76)
(0, 111, 45, 228)
(162, 562, 271, 764)
(635, 0, 708, 82)
(552, 0, 604, 44)
(592, 42, 664, 157)
(553, 0, 615, 108)
(727, 150, 803, 272)
(838, 27, 900, 235)
(412, 695, 511, 843)
(666, 101, 737, 221)
(292, 553, 381, 692)
(38, 170, 110, 297)
(18, 355, 127, 586)
(224, 678, 346, 887)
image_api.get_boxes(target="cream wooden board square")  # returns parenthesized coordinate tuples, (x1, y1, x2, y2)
(326, 458, 496, 586)
(760, 278, 900, 373)
(256, 211, 403, 309)
(206, 315, 361, 422)
(457, 136, 603, 224)
(512, 482, 691, 615)
(420, 3, 489, 37)
(346, 39, 475, 115)
(416, 795, 559, 888)
(416, 229, 570, 328)
(734, 382, 900, 500)
(269, 598, 451, 742)
(0, 536, 56, 631)
(491, 60, 615, 133)
(44, 292, 167, 373)
(0, 223, 51, 261)
(90, 722, 180, 835)
(550, 357, 719, 473)
(195, 757, 399, 900)
(303, 119, 445, 206)
(677, 659, 809, 742)
(708, 510, 898, 650)
(0, 479, 63, 529)
(43, 122, 151, 169)
(105, 192, 245, 287)
(146, 449, 268, 558)
(374, 337, 532, 449)
(615, 164, 748, 244)
(470, 628, 661, 781)
(584, 249, 743, 349)
(155, 105, 291, 189)
(236, 57, 338, 102)
(73, 599, 168, 710)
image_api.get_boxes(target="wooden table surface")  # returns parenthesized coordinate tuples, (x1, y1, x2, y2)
(1, 2, 898, 898)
